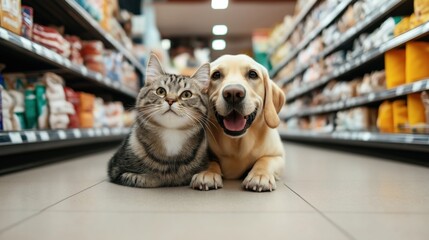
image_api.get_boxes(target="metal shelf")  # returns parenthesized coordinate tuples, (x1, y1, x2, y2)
(283, 79, 429, 120)
(279, 129, 429, 152)
(285, 21, 429, 103)
(276, 0, 405, 86)
(0, 128, 130, 156)
(270, 0, 353, 78)
(267, 0, 318, 58)
(0, 27, 138, 99)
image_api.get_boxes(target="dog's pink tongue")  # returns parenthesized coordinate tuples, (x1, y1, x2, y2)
(223, 112, 246, 131)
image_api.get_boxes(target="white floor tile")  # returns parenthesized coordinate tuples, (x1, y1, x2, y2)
(326, 213, 429, 240)
(0, 212, 349, 240)
(49, 180, 314, 213)
(0, 211, 37, 231)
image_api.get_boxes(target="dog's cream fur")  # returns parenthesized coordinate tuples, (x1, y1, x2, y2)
(190, 55, 285, 192)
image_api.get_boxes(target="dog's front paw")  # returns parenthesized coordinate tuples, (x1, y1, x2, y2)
(242, 171, 276, 192)
(190, 171, 223, 191)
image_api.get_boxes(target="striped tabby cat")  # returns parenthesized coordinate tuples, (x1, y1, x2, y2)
(108, 54, 210, 187)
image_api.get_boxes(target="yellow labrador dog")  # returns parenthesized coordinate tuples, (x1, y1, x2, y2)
(191, 54, 285, 192)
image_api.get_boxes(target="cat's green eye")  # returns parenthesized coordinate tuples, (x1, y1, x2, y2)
(156, 87, 166, 97)
(180, 90, 192, 99)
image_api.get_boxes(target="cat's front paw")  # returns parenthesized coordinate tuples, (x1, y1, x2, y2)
(242, 171, 276, 192)
(190, 171, 223, 191)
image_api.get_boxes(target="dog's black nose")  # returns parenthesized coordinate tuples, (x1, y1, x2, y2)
(223, 84, 246, 104)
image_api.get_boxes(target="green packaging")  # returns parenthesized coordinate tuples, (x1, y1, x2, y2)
(24, 87, 37, 129)
(35, 84, 48, 129)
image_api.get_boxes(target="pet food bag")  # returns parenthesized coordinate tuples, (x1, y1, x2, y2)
(407, 93, 426, 125)
(377, 101, 394, 133)
(385, 49, 405, 89)
(406, 42, 429, 83)
(392, 100, 408, 133)
(0, 0, 22, 35)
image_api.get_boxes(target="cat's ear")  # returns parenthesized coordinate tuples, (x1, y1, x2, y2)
(191, 63, 210, 93)
(145, 54, 165, 85)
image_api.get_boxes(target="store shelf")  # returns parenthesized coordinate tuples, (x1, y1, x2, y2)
(270, 0, 353, 78)
(283, 79, 429, 120)
(24, 0, 145, 76)
(276, 0, 405, 86)
(285, 21, 429, 103)
(267, 0, 318, 57)
(0, 27, 138, 99)
(279, 129, 429, 152)
(0, 127, 130, 156)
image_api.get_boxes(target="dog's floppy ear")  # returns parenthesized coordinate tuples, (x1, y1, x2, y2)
(262, 68, 285, 128)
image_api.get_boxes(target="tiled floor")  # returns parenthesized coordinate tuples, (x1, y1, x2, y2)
(0, 142, 428, 240)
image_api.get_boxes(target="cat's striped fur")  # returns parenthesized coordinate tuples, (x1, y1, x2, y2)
(108, 54, 210, 188)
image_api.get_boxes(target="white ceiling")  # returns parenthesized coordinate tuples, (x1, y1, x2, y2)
(153, 1, 295, 59)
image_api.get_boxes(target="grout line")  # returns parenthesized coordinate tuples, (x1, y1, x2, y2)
(284, 183, 357, 240)
(0, 180, 105, 234)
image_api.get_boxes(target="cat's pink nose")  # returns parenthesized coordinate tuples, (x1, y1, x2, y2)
(166, 98, 177, 106)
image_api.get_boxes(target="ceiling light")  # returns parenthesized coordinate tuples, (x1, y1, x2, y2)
(212, 39, 226, 50)
(211, 0, 228, 9)
(161, 39, 171, 50)
(212, 25, 228, 35)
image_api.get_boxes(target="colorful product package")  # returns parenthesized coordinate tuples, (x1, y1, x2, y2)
(21, 5, 33, 39)
(0, 0, 22, 35)
(406, 42, 429, 83)
(24, 87, 37, 129)
(407, 93, 426, 126)
(385, 49, 405, 89)
(392, 100, 408, 133)
(35, 84, 48, 129)
(79, 92, 95, 128)
(64, 87, 80, 128)
(377, 101, 394, 133)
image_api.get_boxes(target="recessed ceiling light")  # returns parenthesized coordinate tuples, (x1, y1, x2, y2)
(161, 39, 171, 50)
(212, 25, 228, 35)
(212, 39, 226, 50)
(211, 0, 228, 9)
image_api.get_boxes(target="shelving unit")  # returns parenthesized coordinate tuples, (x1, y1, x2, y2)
(267, 0, 318, 57)
(273, 0, 429, 152)
(283, 79, 429, 120)
(270, 0, 353, 78)
(286, 20, 429, 102)
(0, 27, 138, 99)
(0, 128, 130, 156)
(279, 129, 429, 152)
(276, 0, 406, 86)
(23, 0, 146, 76)
(0, 0, 139, 157)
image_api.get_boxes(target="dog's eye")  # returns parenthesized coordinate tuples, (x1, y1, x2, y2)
(156, 87, 166, 97)
(248, 70, 258, 79)
(211, 71, 221, 80)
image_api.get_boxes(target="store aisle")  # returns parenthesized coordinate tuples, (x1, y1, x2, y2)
(0, 143, 428, 240)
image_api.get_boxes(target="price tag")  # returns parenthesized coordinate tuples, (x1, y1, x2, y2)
(64, 59, 72, 68)
(58, 130, 67, 140)
(24, 131, 37, 142)
(95, 128, 102, 136)
(423, 22, 429, 32)
(103, 128, 110, 135)
(73, 129, 82, 138)
(113, 81, 120, 88)
(95, 73, 103, 81)
(44, 48, 54, 59)
(412, 81, 424, 92)
(426, 81, 429, 89)
(88, 129, 95, 137)
(33, 44, 43, 54)
(396, 86, 405, 95)
(0, 28, 9, 40)
(80, 66, 88, 76)
(39, 131, 50, 141)
(9, 132, 23, 143)
(20, 37, 32, 50)
(405, 135, 414, 143)
(53, 54, 64, 65)
(368, 93, 376, 101)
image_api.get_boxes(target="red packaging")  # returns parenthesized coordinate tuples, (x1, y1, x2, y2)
(65, 35, 83, 65)
(64, 87, 80, 128)
(32, 24, 71, 57)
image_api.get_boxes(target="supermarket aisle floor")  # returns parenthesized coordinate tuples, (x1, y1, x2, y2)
(0, 142, 428, 240)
